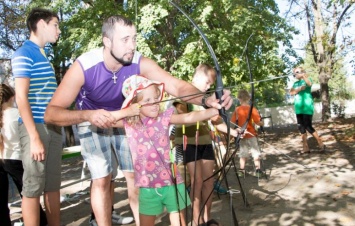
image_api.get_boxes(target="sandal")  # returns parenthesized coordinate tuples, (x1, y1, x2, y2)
(255, 169, 266, 178)
(207, 219, 220, 226)
(237, 169, 245, 178)
(319, 145, 326, 153)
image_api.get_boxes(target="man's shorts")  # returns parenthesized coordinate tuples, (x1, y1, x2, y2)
(77, 122, 133, 180)
(139, 183, 190, 215)
(184, 144, 215, 164)
(239, 137, 261, 159)
(20, 123, 62, 197)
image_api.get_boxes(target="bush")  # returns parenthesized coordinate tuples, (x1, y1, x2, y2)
(332, 101, 345, 118)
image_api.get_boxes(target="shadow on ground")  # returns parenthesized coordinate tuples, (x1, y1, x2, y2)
(10, 118, 355, 226)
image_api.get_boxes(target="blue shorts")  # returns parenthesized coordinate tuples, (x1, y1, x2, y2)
(139, 184, 190, 215)
(77, 122, 133, 179)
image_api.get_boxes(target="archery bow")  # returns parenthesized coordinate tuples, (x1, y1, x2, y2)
(169, 1, 229, 125)
(233, 34, 255, 145)
(169, 2, 240, 225)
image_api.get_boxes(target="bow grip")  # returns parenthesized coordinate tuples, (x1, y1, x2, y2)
(215, 88, 228, 124)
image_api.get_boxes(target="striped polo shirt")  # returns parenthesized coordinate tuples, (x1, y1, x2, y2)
(11, 40, 57, 123)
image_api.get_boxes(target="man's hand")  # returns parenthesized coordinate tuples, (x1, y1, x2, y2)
(89, 109, 115, 128)
(206, 89, 233, 110)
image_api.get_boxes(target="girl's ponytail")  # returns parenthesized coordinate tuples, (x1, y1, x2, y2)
(0, 84, 16, 156)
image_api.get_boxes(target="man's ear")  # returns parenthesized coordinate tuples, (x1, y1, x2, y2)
(103, 36, 111, 48)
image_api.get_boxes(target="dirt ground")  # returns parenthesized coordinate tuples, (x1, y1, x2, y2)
(10, 117, 355, 226)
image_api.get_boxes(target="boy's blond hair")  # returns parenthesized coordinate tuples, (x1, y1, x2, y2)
(237, 89, 250, 102)
(293, 66, 306, 74)
(192, 64, 216, 80)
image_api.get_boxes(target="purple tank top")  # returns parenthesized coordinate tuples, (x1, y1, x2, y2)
(76, 48, 141, 110)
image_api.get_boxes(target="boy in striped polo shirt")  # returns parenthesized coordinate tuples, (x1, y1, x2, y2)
(11, 8, 62, 226)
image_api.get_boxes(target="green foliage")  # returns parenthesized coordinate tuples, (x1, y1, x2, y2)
(2, 0, 299, 107)
(136, 0, 298, 101)
(332, 101, 346, 118)
(303, 51, 355, 101)
(0, 0, 28, 53)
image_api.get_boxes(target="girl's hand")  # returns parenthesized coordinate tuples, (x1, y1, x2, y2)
(127, 103, 141, 117)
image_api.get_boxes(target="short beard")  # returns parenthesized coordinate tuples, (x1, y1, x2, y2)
(110, 50, 133, 66)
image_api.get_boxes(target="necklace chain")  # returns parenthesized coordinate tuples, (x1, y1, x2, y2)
(103, 60, 119, 84)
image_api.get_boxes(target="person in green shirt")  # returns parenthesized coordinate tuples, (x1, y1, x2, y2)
(290, 66, 325, 154)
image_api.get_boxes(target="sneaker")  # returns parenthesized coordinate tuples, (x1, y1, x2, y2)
(89, 217, 98, 226)
(213, 181, 228, 195)
(237, 169, 245, 178)
(255, 169, 266, 178)
(112, 211, 134, 224)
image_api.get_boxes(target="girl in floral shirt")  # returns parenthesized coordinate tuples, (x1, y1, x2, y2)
(112, 75, 220, 226)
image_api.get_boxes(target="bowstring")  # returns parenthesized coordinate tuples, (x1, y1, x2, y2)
(139, 72, 292, 110)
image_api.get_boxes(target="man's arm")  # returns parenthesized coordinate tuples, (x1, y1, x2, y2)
(44, 61, 115, 128)
(15, 78, 45, 161)
(140, 57, 233, 110)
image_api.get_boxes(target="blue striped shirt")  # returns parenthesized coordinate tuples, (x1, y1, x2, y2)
(11, 40, 57, 123)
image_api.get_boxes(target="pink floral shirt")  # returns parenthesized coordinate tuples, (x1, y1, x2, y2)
(124, 108, 184, 188)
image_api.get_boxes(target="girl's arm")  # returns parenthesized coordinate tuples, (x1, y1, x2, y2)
(290, 85, 306, 95)
(172, 106, 240, 137)
(301, 73, 312, 86)
(170, 108, 218, 124)
(110, 103, 141, 127)
(213, 122, 240, 137)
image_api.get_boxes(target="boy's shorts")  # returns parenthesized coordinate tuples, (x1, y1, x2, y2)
(20, 123, 62, 197)
(139, 183, 190, 215)
(239, 137, 261, 159)
(77, 122, 133, 180)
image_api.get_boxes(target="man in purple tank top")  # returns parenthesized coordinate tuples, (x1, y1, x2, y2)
(45, 15, 232, 226)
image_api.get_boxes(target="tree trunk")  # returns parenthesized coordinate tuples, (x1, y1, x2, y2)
(319, 72, 331, 121)
(311, 0, 331, 121)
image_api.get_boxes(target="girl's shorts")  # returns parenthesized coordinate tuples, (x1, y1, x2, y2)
(139, 183, 190, 215)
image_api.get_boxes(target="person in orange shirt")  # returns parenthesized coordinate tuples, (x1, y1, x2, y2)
(231, 90, 265, 178)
